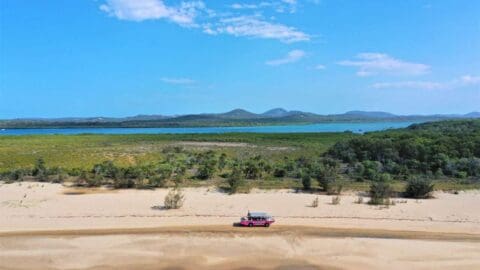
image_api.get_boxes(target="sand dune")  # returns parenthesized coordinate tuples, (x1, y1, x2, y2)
(1, 182, 480, 269)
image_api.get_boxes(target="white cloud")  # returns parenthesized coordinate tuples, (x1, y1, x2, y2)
(99, 0, 207, 26)
(372, 81, 445, 90)
(161, 77, 196, 84)
(459, 75, 480, 86)
(231, 3, 264, 9)
(266, 50, 306, 66)
(209, 16, 309, 43)
(338, 53, 430, 76)
(371, 75, 480, 90)
(314, 64, 326, 70)
(230, 0, 298, 13)
(100, 1, 311, 43)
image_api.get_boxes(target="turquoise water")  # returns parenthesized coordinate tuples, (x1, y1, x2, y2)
(0, 122, 420, 136)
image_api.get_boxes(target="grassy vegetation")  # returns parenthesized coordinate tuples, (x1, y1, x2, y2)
(0, 132, 353, 172)
(0, 120, 479, 194)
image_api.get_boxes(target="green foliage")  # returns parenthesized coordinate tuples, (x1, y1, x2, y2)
(404, 177, 434, 198)
(369, 181, 393, 205)
(0, 132, 352, 173)
(32, 158, 48, 181)
(273, 166, 287, 177)
(227, 162, 244, 194)
(312, 160, 342, 194)
(243, 156, 269, 179)
(7, 169, 29, 181)
(113, 177, 135, 189)
(329, 120, 480, 179)
(1, 120, 479, 193)
(302, 173, 312, 190)
(375, 173, 392, 182)
(195, 151, 217, 180)
(218, 153, 227, 171)
(362, 161, 382, 180)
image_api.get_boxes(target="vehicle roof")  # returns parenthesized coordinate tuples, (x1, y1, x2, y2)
(248, 212, 270, 217)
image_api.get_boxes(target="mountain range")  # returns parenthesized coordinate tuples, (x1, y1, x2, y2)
(1, 108, 479, 128)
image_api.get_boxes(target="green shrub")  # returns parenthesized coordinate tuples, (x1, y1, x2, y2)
(375, 173, 392, 182)
(404, 177, 434, 198)
(313, 163, 341, 194)
(243, 159, 262, 179)
(32, 158, 48, 181)
(273, 167, 286, 177)
(302, 174, 312, 190)
(113, 177, 135, 189)
(93, 161, 118, 179)
(227, 165, 244, 194)
(8, 169, 28, 181)
(369, 181, 392, 205)
(218, 153, 227, 171)
(149, 175, 168, 187)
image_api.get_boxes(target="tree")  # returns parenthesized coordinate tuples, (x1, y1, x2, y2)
(196, 152, 217, 180)
(227, 164, 244, 194)
(302, 173, 312, 190)
(313, 163, 341, 194)
(243, 157, 264, 179)
(196, 161, 216, 179)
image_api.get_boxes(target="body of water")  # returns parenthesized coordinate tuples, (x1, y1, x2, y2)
(0, 122, 420, 136)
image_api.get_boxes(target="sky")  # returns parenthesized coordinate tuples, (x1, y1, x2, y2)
(0, 0, 479, 118)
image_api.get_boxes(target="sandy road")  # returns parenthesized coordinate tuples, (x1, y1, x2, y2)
(2, 225, 480, 242)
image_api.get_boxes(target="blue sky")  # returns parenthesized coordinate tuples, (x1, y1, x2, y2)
(1, 0, 479, 118)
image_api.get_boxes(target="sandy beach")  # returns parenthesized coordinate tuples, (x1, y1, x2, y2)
(1, 182, 480, 269)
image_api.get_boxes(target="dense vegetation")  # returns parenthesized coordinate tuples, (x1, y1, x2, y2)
(328, 120, 480, 179)
(1, 120, 479, 196)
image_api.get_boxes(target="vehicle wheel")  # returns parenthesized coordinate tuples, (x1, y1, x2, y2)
(248, 223, 253, 227)
(265, 223, 270, 227)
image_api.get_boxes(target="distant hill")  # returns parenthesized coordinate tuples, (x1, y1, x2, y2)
(343, 111, 397, 118)
(217, 109, 259, 119)
(465, 112, 480, 118)
(261, 108, 290, 117)
(1, 109, 479, 129)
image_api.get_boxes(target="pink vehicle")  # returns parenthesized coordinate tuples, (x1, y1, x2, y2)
(239, 212, 275, 227)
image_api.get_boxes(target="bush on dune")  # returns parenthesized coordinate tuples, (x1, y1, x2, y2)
(164, 188, 185, 209)
(227, 162, 245, 194)
(369, 181, 393, 205)
(404, 177, 434, 199)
